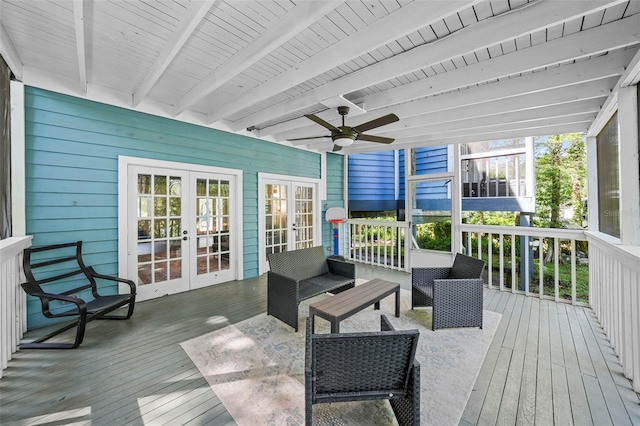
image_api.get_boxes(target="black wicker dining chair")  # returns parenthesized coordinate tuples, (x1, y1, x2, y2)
(411, 252, 485, 330)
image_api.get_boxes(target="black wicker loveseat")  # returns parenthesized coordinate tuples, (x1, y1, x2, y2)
(305, 315, 421, 425)
(20, 241, 136, 349)
(412, 252, 485, 330)
(267, 246, 355, 331)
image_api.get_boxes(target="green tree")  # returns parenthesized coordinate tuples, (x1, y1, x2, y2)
(535, 133, 586, 228)
(534, 133, 587, 262)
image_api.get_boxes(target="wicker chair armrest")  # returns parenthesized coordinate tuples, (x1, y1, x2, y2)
(411, 267, 451, 286)
(267, 271, 300, 291)
(326, 257, 356, 278)
(433, 277, 484, 286)
(380, 314, 396, 332)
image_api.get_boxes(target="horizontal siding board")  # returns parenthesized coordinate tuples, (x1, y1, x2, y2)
(24, 86, 321, 328)
(27, 206, 118, 220)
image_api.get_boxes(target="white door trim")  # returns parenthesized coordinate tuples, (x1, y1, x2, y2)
(118, 156, 244, 290)
(258, 172, 321, 275)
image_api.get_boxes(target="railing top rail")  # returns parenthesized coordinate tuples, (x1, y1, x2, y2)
(347, 219, 409, 228)
(460, 223, 587, 240)
(587, 232, 640, 273)
(0, 236, 33, 259)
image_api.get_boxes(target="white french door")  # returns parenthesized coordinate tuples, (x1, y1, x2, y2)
(121, 160, 240, 301)
(259, 174, 321, 274)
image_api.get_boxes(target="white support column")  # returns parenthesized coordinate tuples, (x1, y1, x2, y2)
(618, 86, 640, 246)
(10, 81, 25, 237)
(525, 136, 535, 200)
(452, 143, 462, 254)
(586, 135, 599, 232)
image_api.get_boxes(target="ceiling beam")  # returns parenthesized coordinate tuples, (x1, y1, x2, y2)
(268, 47, 633, 140)
(287, 83, 609, 147)
(278, 67, 622, 142)
(359, 13, 640, 111)
(206, 0, 483, 124)
(173, 0, 344, 116)
(287, 77, 613, 149)
(133, 0, 218, 108)
(375, 95, 608, 137)
(345, 123, 590, 154)
(395, 116, 593, 144)
(0, 23, 22, 80)
(379, 103, 602, 139)
(236, 0, 623, 132)
(72, 0, 87, 94)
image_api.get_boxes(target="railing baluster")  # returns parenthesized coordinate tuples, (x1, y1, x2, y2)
(499, 233, 504, 292)
(539, 237, 544, 299)
(525, 234, 530, 296)
(571, 239, 577, 305)
(554, 237, 560, 302)
(511, 233, 516, 293)
(488, 233, 493, 289)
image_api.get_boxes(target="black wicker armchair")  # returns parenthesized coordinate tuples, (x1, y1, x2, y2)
(411, 252, 485, 330)
(267, 246, 355, 331)
(305, 315, 420, 425)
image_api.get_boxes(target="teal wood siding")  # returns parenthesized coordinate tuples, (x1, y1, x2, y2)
(24, 87, 321, 328)
(322, 153, 345, 254)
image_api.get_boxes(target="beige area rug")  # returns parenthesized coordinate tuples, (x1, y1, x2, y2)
(181, 285, 501, 425)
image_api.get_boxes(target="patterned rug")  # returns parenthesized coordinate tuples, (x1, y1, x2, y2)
(181, 287, 501, 425)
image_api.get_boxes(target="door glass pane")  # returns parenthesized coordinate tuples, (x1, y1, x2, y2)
(137, 173, 183, 285)
(295, 185, 314, 249)
(411, 179, 452, 252)
(265, 184, 288, 256)
(196, 178, 232, 275)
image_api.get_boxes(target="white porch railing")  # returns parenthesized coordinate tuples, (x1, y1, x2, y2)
(461, 224, 588, 305)
(0, 236, 32, 379)
(587, 232, 640, 393)
(341, 220, 410, 272)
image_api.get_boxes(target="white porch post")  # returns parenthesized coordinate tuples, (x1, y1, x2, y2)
(617, 85, 640, 246)
(586, 135, 599, 232)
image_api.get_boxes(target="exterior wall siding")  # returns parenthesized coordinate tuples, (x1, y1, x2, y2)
(24, 87, 324, 328)
(348, 151, 397, 211)
(323, 153, 345, 254)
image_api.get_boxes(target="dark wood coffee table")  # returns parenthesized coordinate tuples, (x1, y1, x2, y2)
(308, 278, 400, 333)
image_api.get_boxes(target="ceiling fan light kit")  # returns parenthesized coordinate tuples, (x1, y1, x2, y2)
(333, 136, 354, 147)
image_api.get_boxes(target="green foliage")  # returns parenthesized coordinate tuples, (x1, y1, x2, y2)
(415, 221, 451, 251)
(534, 133, 587, 228)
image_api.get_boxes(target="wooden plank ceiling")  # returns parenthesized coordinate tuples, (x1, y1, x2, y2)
(2, 0, 640, 154)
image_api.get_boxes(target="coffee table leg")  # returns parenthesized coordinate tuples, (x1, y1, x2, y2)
(374, 301, 380, 310)
(331, 320, 339, 333)
(395, 288, 400, 317)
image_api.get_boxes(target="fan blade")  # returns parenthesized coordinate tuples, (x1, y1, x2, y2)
(352, 113, 399, 133)
(286, 135, 330, 141)
(304, 114, 340, 132)
(358, 134, 395, 144)
(332, 144, 343, 152)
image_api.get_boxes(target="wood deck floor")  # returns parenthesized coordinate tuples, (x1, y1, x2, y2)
(1, 265, 639, 425)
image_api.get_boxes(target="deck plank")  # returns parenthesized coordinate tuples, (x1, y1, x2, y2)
(557, 303, 593, 425)
(535, 299, 554, 425)
(516, 296, 538, 426)
(496, 296, 531, 425)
